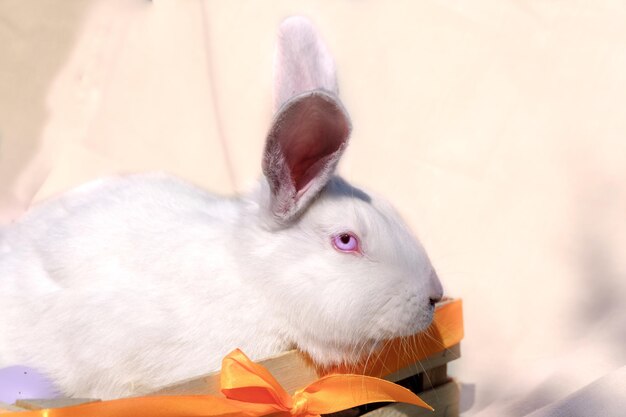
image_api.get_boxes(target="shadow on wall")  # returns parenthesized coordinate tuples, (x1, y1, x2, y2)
(574, 180, 626, 357)
(473, 171, 626, 417)
(0, 0, 92, 219)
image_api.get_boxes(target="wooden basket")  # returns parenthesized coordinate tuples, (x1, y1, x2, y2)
(1, 299, 463, 416)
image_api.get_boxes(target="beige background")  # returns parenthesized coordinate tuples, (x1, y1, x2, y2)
(1, 1, 625, 415)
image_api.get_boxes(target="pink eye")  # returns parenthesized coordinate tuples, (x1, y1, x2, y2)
(332, 232, 360, 254)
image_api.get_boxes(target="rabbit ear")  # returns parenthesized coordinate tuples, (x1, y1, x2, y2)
(273, 16, 339, 110)
(263, 91, 351, 223)
(263, 17, 351, 223)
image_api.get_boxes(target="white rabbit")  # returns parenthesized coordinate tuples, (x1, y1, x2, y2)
(0, 16, 442, 399)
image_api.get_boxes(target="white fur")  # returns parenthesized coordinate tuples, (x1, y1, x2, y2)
(0, 17, 442, 399)
(274, 16, 338, 110)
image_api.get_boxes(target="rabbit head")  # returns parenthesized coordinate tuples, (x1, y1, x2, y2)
(242, 17, 443, 366)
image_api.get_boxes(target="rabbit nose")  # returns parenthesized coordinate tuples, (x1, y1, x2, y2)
(429, 294, 442, 306)
(428, 269, 443, 306)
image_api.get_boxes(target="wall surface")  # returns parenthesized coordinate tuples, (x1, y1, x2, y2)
(1, 1, 625, 415)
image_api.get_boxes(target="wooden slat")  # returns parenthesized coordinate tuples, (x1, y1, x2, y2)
(14, 398, 99, 410)
(423, 364, 449, 390)
(153, 343, 460, 397)
(0, 402, 27, 413)
(360, 380, 460, 417)
(384, 344, 459, 383)
(151, 348, 319, 396)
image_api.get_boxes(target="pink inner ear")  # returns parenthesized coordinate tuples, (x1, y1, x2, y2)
(277, 95, 350, 191)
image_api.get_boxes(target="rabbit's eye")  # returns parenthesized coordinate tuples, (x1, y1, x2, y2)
(332, 232, 361, 254)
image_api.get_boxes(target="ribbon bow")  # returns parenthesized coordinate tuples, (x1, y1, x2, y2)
(2, 349, 431, 417)
(220, 349, 432, 416)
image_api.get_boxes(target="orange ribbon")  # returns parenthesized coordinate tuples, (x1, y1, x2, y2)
(1, 349, 432, 417)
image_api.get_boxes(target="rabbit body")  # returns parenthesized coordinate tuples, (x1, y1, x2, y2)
(0, 173, 289, 397)
(0, 17, 442, 399)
